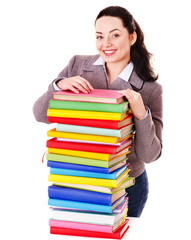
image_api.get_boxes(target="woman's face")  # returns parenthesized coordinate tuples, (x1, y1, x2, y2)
(95, 16, 136, 66)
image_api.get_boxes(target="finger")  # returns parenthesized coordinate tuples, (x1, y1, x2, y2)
(77, 77, 94, 92)
(71, 81, 90, 93)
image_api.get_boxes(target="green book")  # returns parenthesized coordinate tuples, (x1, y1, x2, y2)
(49, 99, 129, 113)
(46, 153, 127, 168)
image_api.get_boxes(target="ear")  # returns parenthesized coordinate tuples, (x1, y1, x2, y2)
(130, 32, 137, 46)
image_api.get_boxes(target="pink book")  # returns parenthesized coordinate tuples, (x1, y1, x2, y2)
(52, 89, 126, 104)
(49, 217, 128, 233)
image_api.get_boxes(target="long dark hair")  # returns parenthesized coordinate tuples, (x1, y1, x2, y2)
(95, 6, 158, 82)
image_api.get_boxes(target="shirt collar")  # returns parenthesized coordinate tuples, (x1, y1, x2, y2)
(93, 56, 134, 82)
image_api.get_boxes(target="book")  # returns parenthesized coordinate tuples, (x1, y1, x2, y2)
(56, 123, 134, 137)
(50, 207, 128, 225)
(47, 109, 129, 121)
(48, 195, 126, 213)
(48, 115, 133, 129)
(47, 160, 127, 174)
(46, 153, 128, 168)
(50, 219, 129, 239)
(48, 168, 130, 187)
(48, 185, 126, 205)
(49, 99, 129, 113)
(49, 217, 127, 233)
(47, 146, 131, 161)
(48, 128, 133, 144)
(49, 165, 128, 179)
(46, 137, 133, 154)
(50, 197, 128, 214)
(52, 89, 126, 104)
(53, 177, 135, 194)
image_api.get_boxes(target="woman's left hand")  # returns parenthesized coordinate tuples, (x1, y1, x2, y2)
(118, 89, 146, 120)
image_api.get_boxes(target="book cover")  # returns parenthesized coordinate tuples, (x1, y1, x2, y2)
(53, 178, 134, 194)
(48, 195, 125, 213)
(50, 207, 128, 225)
(48, 185, 126, 205)
(50, 219, 129, 239)
(47, 109, 128, 121)
(48, 168, 130, 187)
(56, 123, 134, 137)
(47, 160, 127, 174)
(46, 153, 128, 168)
(46, 137, 133, 154)
(47, 128, 133, 144)
(52, 89, 126, 104)
(49, 99, 129, 113)
(49, 165, 128, 179)
(48, 115, 133, 129)
(47, 147, 131, 161)
(49, 217, 127, 233)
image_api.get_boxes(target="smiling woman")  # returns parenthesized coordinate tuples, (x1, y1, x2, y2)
(33, 6, 163, 218)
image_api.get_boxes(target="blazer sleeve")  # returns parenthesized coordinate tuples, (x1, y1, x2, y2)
(133, 84, 163, 163)
(32, 56, 76, 124)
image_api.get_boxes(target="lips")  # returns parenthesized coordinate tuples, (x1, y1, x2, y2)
(103, 49, 117, 56)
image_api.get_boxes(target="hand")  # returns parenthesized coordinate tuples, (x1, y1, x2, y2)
(57, 76, 93, 93)
(118, 89, 146, 120)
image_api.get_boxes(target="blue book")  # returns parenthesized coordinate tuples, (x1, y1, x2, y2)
(49, 165, 127, 179)
(48, 195, 126, 213)
(48, 185, 126, 205)
(47, 161, 126, 174)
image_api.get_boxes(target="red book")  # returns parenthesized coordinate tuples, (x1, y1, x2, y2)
(50, 219, 129, 239)
(46, 138, 133, 154)
(48, 115, 133, 129)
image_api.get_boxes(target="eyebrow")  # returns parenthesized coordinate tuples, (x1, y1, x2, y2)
(96, 28, 121, 34)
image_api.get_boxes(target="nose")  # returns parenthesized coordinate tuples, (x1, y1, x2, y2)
(103, 36, 112, 48)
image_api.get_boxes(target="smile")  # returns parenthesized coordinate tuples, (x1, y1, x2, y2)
(103, 49, 117, 56)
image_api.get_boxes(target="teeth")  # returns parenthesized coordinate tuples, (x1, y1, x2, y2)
(104, 50, 115, 53)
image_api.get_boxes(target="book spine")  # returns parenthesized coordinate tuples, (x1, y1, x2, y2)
(49, 167, 121, 179)
(48, 117, 120, 129)
(48, 174, 118, 187)
(46, 138, 118, 154)
(47, 161, 109, 173)
(49, 219, 114, 233)
(46, 153, 110, 168)
(48, 185, 112, 205)
(49, 99, 128, 113)
(47, 109, 125, 121)
(48, 198, 112, 213)
(56, 124, 123, 137)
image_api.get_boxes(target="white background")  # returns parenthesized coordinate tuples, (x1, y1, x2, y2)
(1, 0, 191, 239)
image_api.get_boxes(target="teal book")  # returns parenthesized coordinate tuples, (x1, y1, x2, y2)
(50, 165, 127, 179)
(49, 99, 129, 113)
(56, 123, 134, 137)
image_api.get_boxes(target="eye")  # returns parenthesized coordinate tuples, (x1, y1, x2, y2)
(112, 34, 119, 38)
(96, 35, 103, 40)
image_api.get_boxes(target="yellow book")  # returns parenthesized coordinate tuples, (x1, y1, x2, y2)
(49, 169, 130, 187)
(47, 109, 128, 121)
(47, 128, 133, 144)
(47, 147, 131, 161)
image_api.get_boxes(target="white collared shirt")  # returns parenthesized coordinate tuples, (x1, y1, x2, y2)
(93, 56, 134, 83)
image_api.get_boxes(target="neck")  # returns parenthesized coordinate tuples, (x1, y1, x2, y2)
(105, 60, 130, 84)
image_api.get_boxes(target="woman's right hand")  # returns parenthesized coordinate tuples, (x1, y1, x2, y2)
(57, 76, 93, 93)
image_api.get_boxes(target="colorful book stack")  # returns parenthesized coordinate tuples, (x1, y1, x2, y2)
(46, 89, 135, 239)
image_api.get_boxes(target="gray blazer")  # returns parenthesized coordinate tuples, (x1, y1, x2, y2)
(33, 55, 163, 178)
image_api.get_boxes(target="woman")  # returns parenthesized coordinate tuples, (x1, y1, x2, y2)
(33, 6, 163, 217)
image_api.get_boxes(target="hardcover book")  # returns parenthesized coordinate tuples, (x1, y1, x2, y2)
(48, 115, 133, 129)
(52, 89, 126, 104)
(49, 99, 129, 113)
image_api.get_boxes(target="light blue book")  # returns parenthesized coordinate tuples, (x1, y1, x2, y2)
(56, 123, 134, 137)
(48, 195, 126, 213)
(50, 165, 127, 179)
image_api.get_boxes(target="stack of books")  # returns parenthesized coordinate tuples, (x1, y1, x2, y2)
(46, 89, 135, 239)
